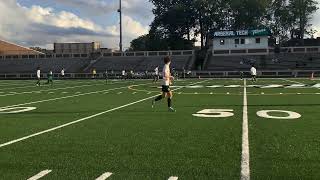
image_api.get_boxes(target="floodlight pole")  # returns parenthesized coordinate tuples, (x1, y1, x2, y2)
(118, 0, 123, 52)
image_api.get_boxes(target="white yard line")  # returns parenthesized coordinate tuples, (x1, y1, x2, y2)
(0, 80, 129, 91)
(0, 80, 208, 148)
(0, 84, 106, 97)
(27, 169, 52, 180)
(168, 176, 178, 180)
(280, 78, 304, 85)
(0, 83, 32, 87)
(0, 83, 150, 109)
(240, 79, 250, 180)
(95, 172, 113, 180)
(0, 94, 159, 148)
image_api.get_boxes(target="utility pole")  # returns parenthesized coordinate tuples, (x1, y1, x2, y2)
(118, 0, 123, 52)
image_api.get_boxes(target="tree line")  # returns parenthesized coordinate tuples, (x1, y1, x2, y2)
(130, 0, 318, 51)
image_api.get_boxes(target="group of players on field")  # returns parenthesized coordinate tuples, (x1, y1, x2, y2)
(35, 56, 257, 112)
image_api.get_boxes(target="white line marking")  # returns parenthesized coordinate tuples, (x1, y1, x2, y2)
(117, 92, 123, 94)
(0, 107, 37, 114)
(0, 81, 131, 96)
(281, 78, 304, 85)
(168, 176, 178, 180)
(27, 169, 52, 180)
(0, 81, 207, 148)
(0, 84, 105, 97)
(0, 83, 150, 109)
(0, 94, 159, 148)
(0, 80, 122, 91)
(132, 92, 137, 94)
(95, 172, 113, 180)
(241, 79, 250, 180)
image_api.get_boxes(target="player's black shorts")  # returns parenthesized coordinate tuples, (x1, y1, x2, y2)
(162, 85, 170, 93)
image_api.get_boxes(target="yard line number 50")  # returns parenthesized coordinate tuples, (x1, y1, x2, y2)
(193, 109, 301, 119)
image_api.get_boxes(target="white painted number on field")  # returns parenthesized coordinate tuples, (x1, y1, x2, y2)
(0, 107, 37, 114)
(192, 109, 234, 118)
(257, 110, 301, 119)
(193, 109, 302, 120)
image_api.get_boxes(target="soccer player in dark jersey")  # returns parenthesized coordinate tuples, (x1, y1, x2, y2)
(46, 70, 53, 86)
(152, 56, 176, 112)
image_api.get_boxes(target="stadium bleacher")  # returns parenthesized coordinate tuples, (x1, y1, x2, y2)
(0, 58, 91, 73)
(90, 55, 193, 72)
(205, 53, 320, 71)
(0, 54, 194, 74)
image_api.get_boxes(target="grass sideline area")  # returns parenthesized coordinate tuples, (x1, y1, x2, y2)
(0, 78, 319, 179)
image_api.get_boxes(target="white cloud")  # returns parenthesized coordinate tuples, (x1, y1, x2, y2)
(26, 6, 101, 31)
(0, 0, 150, 49)
(44, 0, 154, 24)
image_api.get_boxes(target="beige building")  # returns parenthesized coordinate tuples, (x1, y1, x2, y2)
(53, 42, 100, 54)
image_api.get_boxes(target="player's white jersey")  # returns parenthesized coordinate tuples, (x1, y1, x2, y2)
(250, 67, 257, 76)
(122, 70, 125, 76)
(61, 69, 65, 76)
(154, 67, 159, 75)
(37, 70, 41, 78)
(162, 64, 170, 86)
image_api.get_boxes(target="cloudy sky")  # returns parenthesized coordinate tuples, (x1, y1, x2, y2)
(0, 0, 319, 50)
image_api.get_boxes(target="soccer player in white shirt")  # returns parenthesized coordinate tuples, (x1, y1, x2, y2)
(121, 70, 126, 80)
(36, 67, 41, 86)
(61, 68, 65, 78)
(250, 65, 257, 82)
(152, 56, 176, 112)
(153, 66, 159, 82)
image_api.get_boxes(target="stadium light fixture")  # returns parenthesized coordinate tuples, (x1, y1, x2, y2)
(118, 0, 123, 52)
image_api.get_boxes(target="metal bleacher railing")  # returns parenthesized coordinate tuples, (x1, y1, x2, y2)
(0, 69, 318, 80)
(0, 50, 194, 60)
(212, 46, 320, 56)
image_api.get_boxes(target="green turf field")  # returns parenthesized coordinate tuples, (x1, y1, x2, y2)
(0, 78, 319, 180)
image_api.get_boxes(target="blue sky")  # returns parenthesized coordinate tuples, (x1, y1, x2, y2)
(0, 0, 319, 50)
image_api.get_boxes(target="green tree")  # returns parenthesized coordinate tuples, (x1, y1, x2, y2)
(288, 0, 318, 39)
(130, 0, 319, 51)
